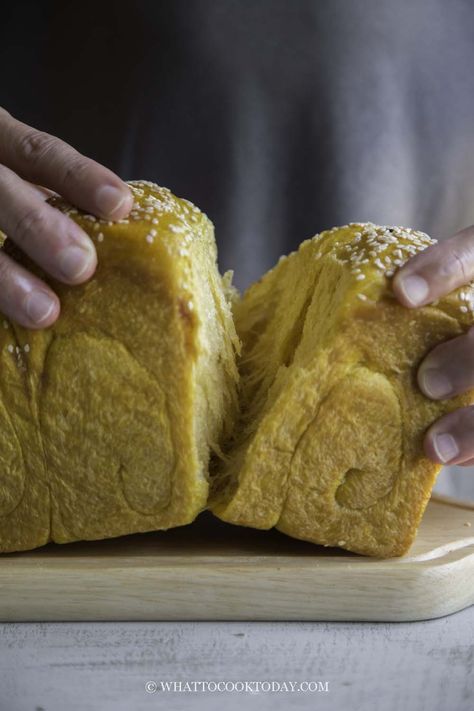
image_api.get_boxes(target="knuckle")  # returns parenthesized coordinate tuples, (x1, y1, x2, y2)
(441, 237, 474, 283)
(17, 130, 57, 167)
(450, 249, 469, 282)
(13, 205, 48, 246)
(59, 154, 89, 191)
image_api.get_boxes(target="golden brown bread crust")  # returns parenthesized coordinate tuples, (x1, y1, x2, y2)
(209, 223, 474, 557)
(0, 181, 240, 552)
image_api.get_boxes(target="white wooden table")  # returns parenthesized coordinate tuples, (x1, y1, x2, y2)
(0, 609, 473, 711)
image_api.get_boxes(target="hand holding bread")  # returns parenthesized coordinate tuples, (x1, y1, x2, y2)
(1, 112, 474, 557)
(393, 231, 474, 465)
(0, 107, 131, 328)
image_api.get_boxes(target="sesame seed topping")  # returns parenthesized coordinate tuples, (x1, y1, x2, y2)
(169, 224, 185, 234)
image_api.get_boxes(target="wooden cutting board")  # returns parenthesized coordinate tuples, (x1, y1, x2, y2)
(0, 494, 473, 622)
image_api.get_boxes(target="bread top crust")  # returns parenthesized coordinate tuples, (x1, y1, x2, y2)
(237, 222, 474, 338)
(50, 179, 214, 251)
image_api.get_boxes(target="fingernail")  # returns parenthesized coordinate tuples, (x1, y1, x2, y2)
(58, 244, 95, 281)
(419, 367, 452, 399)
(95, 185, 129, 218)
(397, 274, 429, 306)
(25, 290, 56, 324)
(433, 432, 459, 463)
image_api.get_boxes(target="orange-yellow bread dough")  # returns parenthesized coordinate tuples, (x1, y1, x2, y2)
(209, 223, 474, 557)
(0, 180, 239, 552)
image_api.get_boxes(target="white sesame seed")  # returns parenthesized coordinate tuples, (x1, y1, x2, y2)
(97, 233, 104, 242)
(24, 344, 30, 353)
(356, 274, 366, 281)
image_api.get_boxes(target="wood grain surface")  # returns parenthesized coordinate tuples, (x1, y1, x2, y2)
(0, 498, 473, 622)
(1, 610, 473, 711)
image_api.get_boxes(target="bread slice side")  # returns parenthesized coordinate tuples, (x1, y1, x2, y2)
(210, 223, 474, 557)
(0, 181, 239, 551)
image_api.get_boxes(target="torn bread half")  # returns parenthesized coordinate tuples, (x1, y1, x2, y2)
(209, 223, 474, 557)
(0, 180, 240, 552)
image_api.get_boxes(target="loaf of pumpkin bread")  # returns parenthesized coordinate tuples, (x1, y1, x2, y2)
(209, 223, 474, 557)
(0, 180, 239, 552)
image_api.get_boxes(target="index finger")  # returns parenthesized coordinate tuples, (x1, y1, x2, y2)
(0, 108, 133, 220)
(392, 226, 474, 308)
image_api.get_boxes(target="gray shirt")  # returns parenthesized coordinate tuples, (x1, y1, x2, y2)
(3, 0, 474, 288)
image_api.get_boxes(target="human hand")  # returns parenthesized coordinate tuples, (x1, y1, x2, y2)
(392, 227, 474, 466)
(0, 107, 132, 329)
